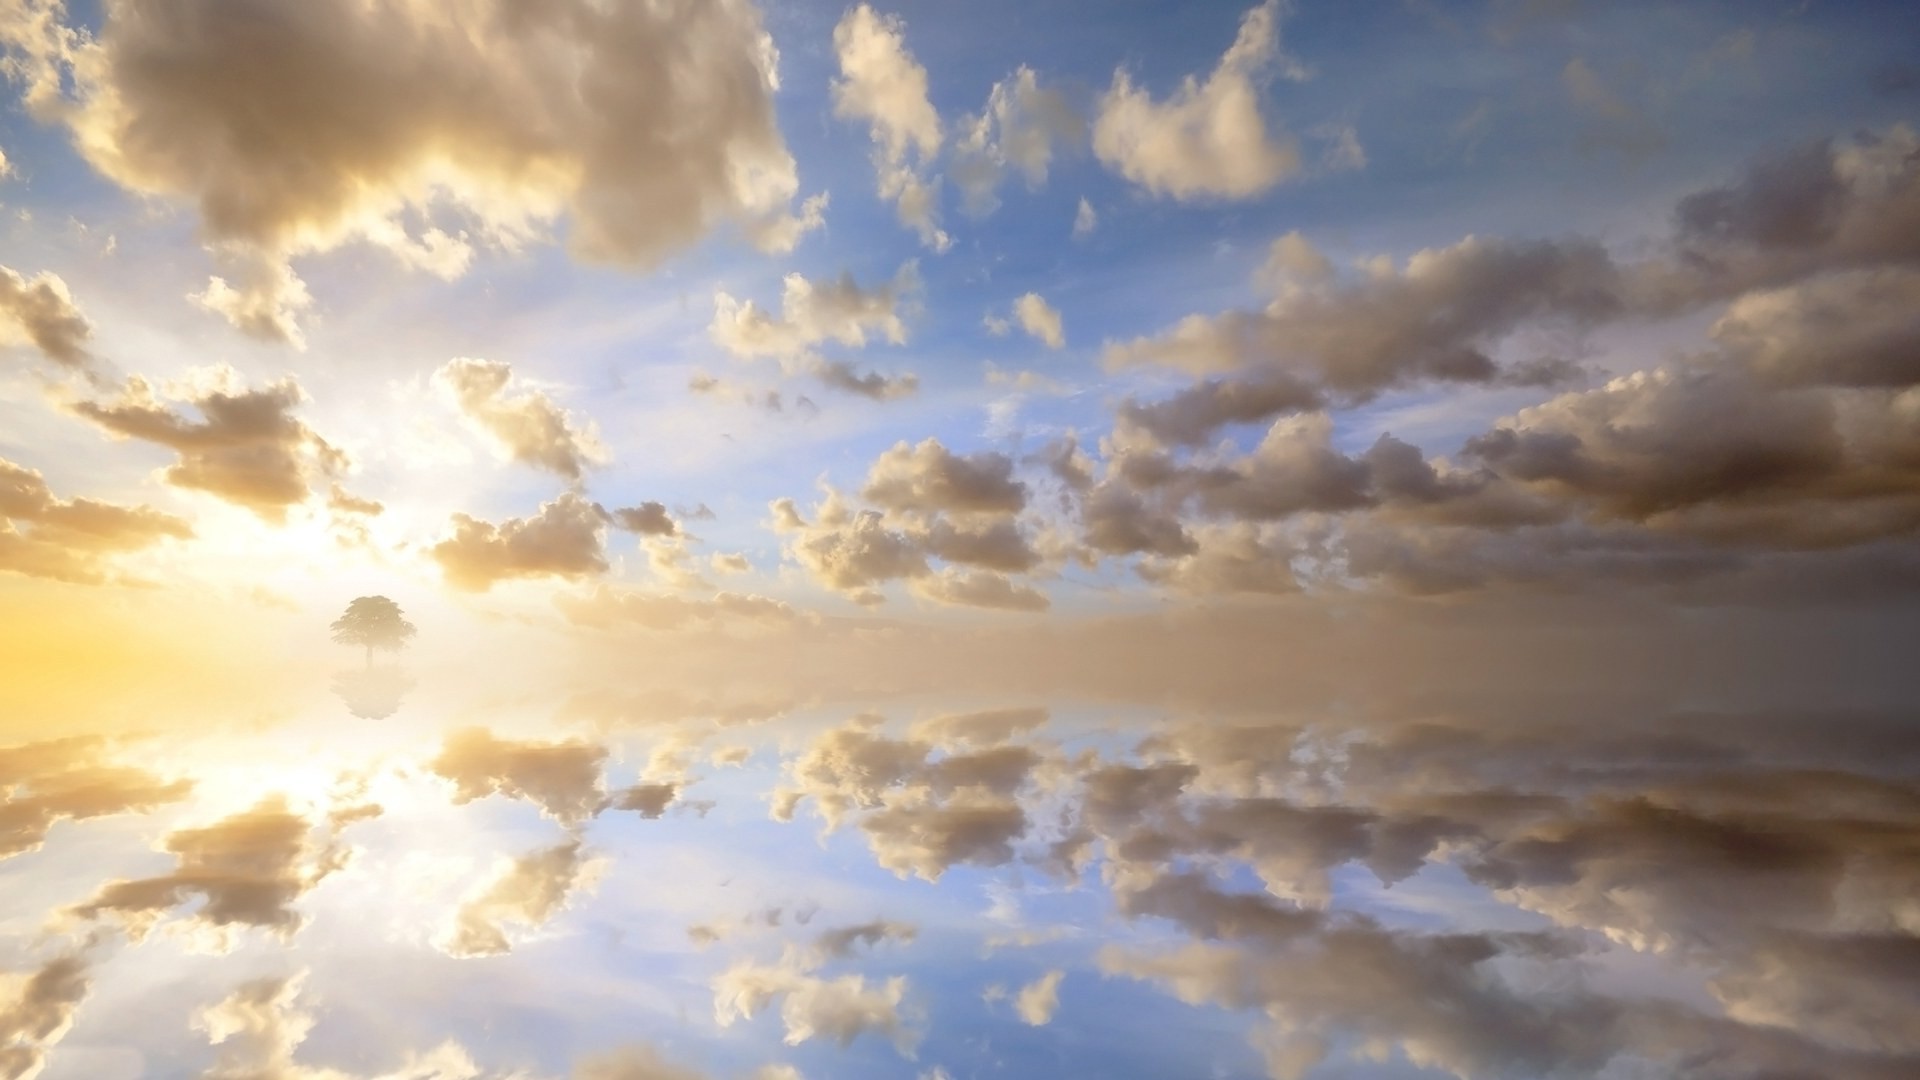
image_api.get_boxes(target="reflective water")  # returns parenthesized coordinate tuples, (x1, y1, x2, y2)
(5, 651, 1916, 1080)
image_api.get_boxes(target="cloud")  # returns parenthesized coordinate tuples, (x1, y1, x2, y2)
(0, 457, 193, 583)
(428, 727, 609, 824)
(909, 707, 1049, 750)
(712, 263, 918, 362)
(69, 368, 347, 522)
(0, 954, 89, 1080)
(910, 567, 1049, 612)
(1013, 970, 1064, 1026)
(0, 736, 192, 861)
(574, 1046, 716, 1080)
(711, 263, 922, 397)
(2, 0, 817, 342)
(436, 358, 608, 482)
(0, 263, 91, 371)
(810, 919, 918, 963)
(771, 447, 1048, 609)
(1562, 57, 1663, 159)
(863, 439, 1027, 518)
(952, 67, 1084, 217)
(1092, 0, 1305, 200)
(771, 715, 1041, 880)
(1106, 235, 1622, 401)
(430, 492, 614, 592)
(556, 585, 812, 634)
(68, 797, 346, 943)
(1072, 197, 1097, 238)
(1708, 268, 1920, 388)
(195, 972, 481, 1080)
(1460, 367, 1920, 537)
(1651, 124, 1920, 305)
(611, 502, 677, 537)
(832, 5, 949, 251)
(1009, 293, 1065, 349)
(440, 839, 599, 957)
(714, 958, 919, 1055)
(1113, 370, 1324, 449)
(813, 359, 920, 401)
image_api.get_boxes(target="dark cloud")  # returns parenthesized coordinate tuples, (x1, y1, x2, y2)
(1106, 235, 1623, 400)
(611, 502, 677, 537)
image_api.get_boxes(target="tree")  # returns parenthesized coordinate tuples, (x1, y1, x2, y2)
(330, 596, 417, 667)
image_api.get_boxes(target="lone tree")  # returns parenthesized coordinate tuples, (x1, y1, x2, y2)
(331, 596, 417, 668)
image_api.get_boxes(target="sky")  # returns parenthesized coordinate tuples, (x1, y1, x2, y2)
(2, 0, 1920, 1078)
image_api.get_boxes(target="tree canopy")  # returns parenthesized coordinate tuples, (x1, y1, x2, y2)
(331, 596, 417, 666)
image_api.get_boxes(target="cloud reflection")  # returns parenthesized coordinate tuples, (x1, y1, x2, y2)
(3, 677, 1915, 1080)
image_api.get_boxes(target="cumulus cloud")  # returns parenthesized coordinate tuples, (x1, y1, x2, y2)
(771, 447, 1048, 610)
(195, 972, 481, 1080)
(0, 736, 192, 861)
(909, 707, 1049, 750)
(610, 502, 677, 537)
(69, 369, 347, 522)
(440, 839, 599, 957)
(1708, 267, 1920, 388)
(1013, 970, 1064, 1026)
(1092, 0, 1305, 200)
(711, 263, 922, 397)
(68, 797, 347, 944)
(436, 358, 608, 482)
(0, 263, 91, 371)
(951, 67, 1084, 217)
(1105, 235, 1622, 401)
(714, 957, 919, 1055)
(910, 567, 1049, 612)
(1, 0, 819, 342)
(429, 727, 610, 824)
(770, 498, 927, 605)
(0, 457, 193, 583)
(0, 954, 89, 1080)
(862, 439, 1027, 517)
(430, 492, 614, 592)
(771, 715, 1041, 880)
(1006, 293, 1065, 349)
(1650, 123, 1920, 305)
(1113, 370, 1324, 449)
(832, 5, 950, 251)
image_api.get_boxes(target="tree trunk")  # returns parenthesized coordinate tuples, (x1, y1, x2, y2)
(365, 643, 373, 669)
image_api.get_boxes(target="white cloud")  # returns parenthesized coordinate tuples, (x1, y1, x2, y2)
(832, 5, 951, 251)
(1014, 969, 1065, 1025)
(3, 0, 817, 343)
(1092, 0, 1305, 200)
(1072, 197, 1098, 238)
(952, 66, 1084, 217)
(436, 358, 608, 482)
(1012, 292, 1065, 349)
